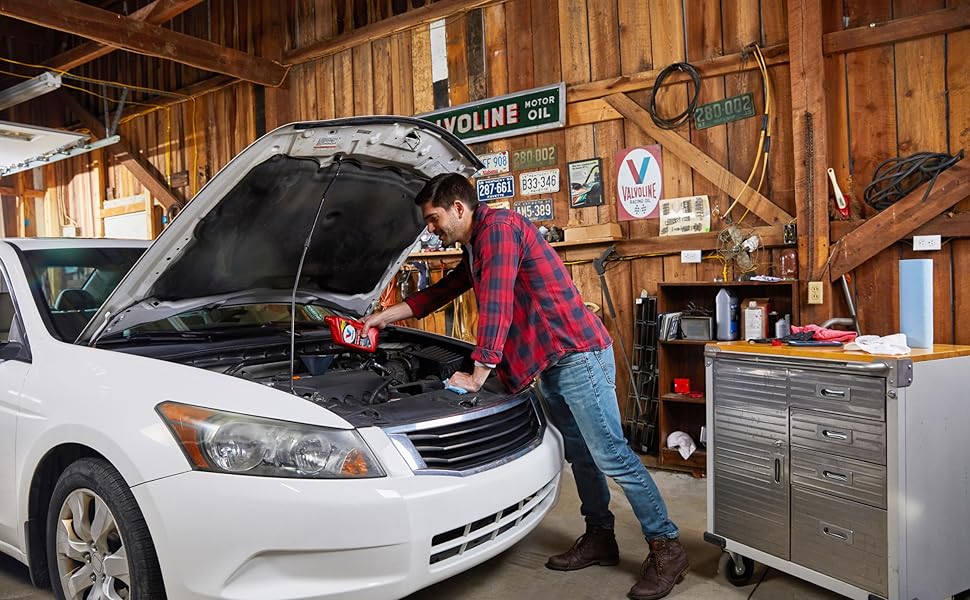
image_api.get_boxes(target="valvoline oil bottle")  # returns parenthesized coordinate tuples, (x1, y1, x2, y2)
(715, 288, 739, 341)
(325, 315, 379, 352)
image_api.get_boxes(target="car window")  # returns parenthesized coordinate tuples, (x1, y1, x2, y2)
(122, 303, 331, 335)
(20, 247, 145, 341)
(0, 271, 18, 344)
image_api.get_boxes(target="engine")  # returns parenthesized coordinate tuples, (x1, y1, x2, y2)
(227, 341, 488, 426)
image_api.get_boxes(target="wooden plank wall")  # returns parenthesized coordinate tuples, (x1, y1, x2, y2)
(6, 0, 967, 368)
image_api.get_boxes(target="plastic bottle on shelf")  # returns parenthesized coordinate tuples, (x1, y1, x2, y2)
(743, 301, 767, 340)
(715, 288, 739, 341)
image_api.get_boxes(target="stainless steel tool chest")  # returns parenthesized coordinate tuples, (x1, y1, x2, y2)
(704, 343, 970, 600)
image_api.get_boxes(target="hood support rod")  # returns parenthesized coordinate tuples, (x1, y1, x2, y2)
(290, 158, 343, 393)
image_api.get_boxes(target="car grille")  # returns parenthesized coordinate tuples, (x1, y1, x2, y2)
(389, 394, 545, 475)
(429, 478, 557, 565)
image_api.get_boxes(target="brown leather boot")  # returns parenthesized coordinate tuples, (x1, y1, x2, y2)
(545, 526, 620, 571)
(627, 538, 689, 600)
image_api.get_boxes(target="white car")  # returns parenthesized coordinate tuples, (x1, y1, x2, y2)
(0, 117, 564, 600)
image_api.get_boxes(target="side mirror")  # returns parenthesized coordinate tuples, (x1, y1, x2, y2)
(0, 341, 24, 361)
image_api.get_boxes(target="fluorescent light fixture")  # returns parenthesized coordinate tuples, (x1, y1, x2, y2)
(0, 71, 62, 112)
(0, 121, 94, 176)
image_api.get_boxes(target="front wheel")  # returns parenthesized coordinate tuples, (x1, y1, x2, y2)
(46, 458, 166, 600)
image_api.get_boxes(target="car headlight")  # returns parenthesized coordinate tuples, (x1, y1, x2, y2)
(156, 402, 384, 478)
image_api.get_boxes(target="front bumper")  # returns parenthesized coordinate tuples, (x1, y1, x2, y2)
(132, 426, 563, 600)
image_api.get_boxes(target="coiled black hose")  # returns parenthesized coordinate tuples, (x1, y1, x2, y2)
(648, 62, 701, 130)
(863, 150, 964, 211)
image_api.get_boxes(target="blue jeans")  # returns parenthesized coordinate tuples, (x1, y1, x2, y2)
(540, 345, 679, 541)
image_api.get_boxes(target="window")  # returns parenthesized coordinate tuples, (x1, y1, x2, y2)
(20, 247, 145, 341)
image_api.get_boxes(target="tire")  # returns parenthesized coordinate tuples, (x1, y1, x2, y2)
(725, 554, 755, 586)
(46, 458, 166, 600)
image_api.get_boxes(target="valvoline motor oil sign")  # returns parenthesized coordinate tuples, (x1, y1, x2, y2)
(615, 145, 663, 221)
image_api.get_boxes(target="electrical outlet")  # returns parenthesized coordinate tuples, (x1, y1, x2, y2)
(808, 281, 824, 305)
(783, 223, 797, 245)
(913, 234, 941, 251)
(681, 249, 702, 263)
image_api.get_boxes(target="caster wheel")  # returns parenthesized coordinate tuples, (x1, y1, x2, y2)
(725, 554, 755, 586)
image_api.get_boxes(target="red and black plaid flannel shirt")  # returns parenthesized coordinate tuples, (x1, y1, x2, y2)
(404, 204, 612, 393)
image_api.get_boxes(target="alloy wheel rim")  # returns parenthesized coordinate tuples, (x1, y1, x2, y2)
(55, 488, 131, 600)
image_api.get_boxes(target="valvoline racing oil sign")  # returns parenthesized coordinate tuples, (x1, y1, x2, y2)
(615, 145, 664, 221)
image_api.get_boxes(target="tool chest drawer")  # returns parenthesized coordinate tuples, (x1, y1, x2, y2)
(713, 359, 788, 412)
(791, 487, 888, 597)
(789, 368, 885, 421)
(790, 447, 887, 509)
(790, 409, 887, 465)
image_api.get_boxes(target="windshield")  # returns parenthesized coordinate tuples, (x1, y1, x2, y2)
(101, 302, 334, 341)
(21, 247, 145, 342)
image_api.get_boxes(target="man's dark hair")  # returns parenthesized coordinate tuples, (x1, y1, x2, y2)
(414, 173, 479, 210)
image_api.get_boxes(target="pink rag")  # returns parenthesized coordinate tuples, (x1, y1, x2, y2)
(791, 324, 858, 343)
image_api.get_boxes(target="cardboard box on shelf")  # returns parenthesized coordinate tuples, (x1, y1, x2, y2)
(563, 223, 622, 242)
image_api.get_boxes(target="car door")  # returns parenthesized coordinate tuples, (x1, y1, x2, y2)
(0, 263, 31, 549)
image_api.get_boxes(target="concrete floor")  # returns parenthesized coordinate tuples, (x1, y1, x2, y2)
(0, 469, 843, 600)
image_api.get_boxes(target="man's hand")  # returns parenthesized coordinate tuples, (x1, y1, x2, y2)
(362, 302, 414, 334)
(446, 364, 492, 393)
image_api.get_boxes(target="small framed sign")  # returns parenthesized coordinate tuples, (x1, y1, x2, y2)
(567, 158, 603, 208)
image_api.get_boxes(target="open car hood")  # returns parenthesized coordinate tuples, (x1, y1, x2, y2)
(77, 117, 482, 345)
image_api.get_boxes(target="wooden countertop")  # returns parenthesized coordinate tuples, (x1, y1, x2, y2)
(708, 341, 970, 363)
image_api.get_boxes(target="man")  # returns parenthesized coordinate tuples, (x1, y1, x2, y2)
(363, 173, 688, 600)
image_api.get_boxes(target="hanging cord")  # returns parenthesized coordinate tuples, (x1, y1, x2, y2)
(648, 62, 701, 130)
(863, 150, 964, 211)
(289, 158, 343, 393)
(723, 44, 773, 223)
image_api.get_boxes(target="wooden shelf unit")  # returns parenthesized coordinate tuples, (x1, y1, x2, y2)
(656, 281, 799, 477)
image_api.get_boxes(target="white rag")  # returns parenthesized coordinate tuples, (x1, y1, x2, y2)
(844, 333, 911, 356)
(666, 431, 697, 460)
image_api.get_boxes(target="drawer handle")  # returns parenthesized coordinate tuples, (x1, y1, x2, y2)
(774, 458, 781, 483)
(820, 521, 854, 544)
(821, 429, 849, 441)
(819, 387, 847, 399)
(822, 470, 849, 483)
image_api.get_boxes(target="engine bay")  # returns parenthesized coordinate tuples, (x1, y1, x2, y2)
(222, 339, 509, 427)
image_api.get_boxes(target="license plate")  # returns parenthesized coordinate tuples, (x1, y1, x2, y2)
(693, 93, 756, 130)
(519, 169, 560, 196)
(512, 144, 558, 170)
(476, 175, 515, 201)
(515, 198, 554, 222)
(475, 151, 510, 177)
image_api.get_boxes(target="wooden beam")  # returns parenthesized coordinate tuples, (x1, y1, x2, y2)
(568, 43, 789, 104)
(828, 162, 970, 280)
(831, 211, 970, 241)
(789, 0, 830, 284)
(0, 0, 286, 86)
(259, 0, 290, 130)
(43, 0, 204, 72)
(559, 226, 786, 262)
(823, 5, 970, 56)
(61, 91, 183, 209)
(285, 0, 504, 65)
(604, 92, 794, 225)
(118, 75, 236, 122)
